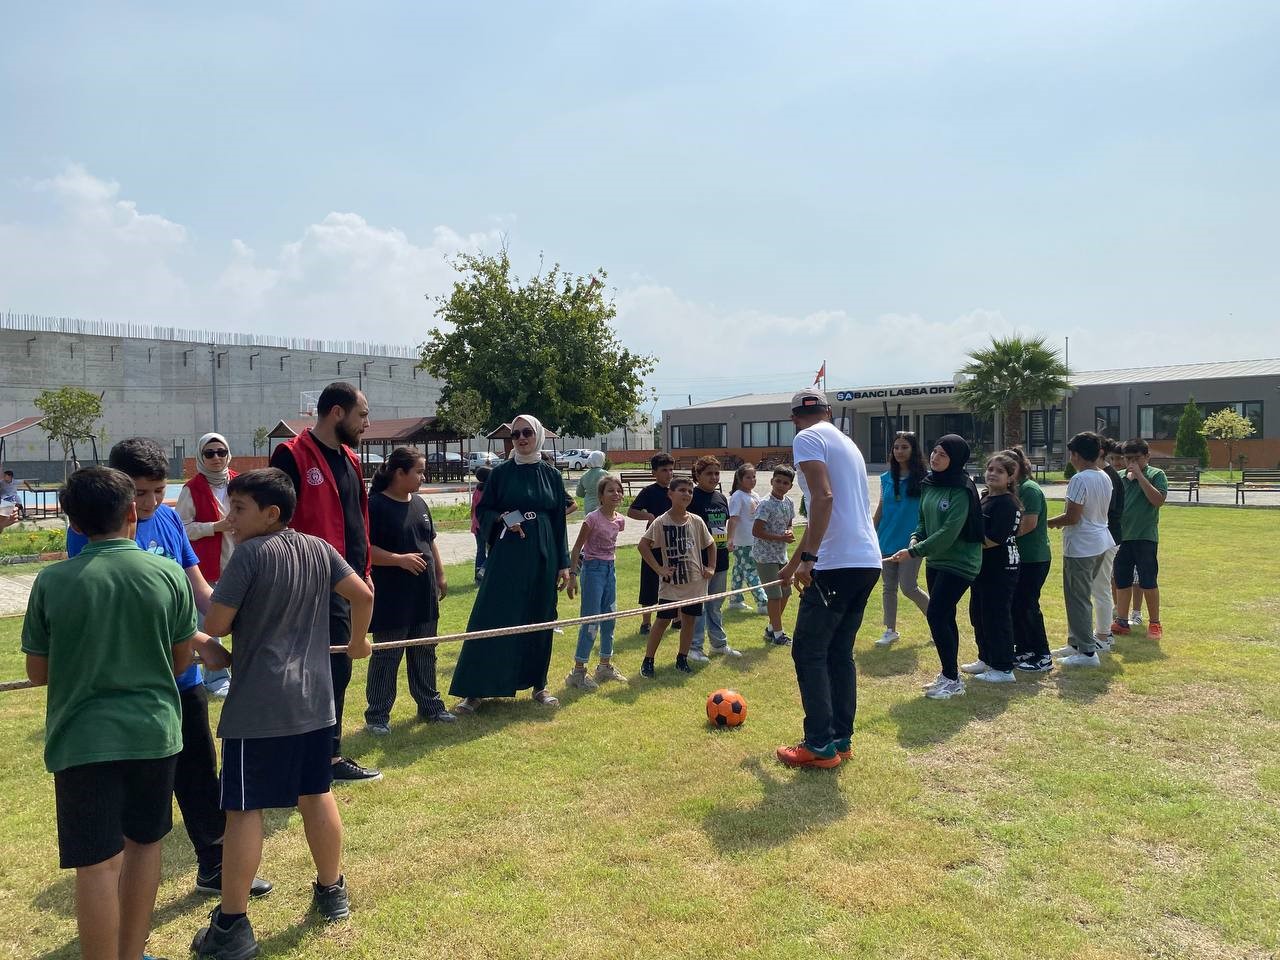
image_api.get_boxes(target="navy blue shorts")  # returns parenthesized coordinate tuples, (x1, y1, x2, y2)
(220, 726, 333, 811)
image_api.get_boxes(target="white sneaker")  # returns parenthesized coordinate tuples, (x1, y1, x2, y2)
(921, 672, 948, 692)
(756, 602, 769, 616)
(1130, 611, 1143, 625)
(711, 644, 742, 657)
(687, 649, 710, 663)
(1057, 652, 1101, 667)
(727, 600, 747, 610)
(925, 677, 966, 699)
(972, 669, 1016, 684)
(960, 659, 990, 675)
(875, 629, 899, 648)
(1094, 635, 1114, 652)
(1050, 645, 1078, 658)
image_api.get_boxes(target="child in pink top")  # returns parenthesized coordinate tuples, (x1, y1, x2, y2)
(565, 475, 627, 690)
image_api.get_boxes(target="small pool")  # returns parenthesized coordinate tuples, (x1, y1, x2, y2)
(12, 482, 188, 508)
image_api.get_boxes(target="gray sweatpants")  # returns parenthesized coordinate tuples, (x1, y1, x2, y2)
(881, 555, 930, 628)
(1063, 554, 1108, 654)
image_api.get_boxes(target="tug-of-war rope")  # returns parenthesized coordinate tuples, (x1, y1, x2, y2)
(0, 579, 788, 693)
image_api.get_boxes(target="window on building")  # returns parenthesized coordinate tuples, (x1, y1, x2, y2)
(922, 413, 992, 452)
(671, 423, 727, 449)
(740, 421, 797, 447)
(1094, 406, 1121, 439)
(870, 416, 912, 461)
(1023, 408, 1064, 452)
(1139, 401, 1263, 440)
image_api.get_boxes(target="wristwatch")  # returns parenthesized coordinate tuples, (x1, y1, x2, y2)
(800, 552, 819, 563)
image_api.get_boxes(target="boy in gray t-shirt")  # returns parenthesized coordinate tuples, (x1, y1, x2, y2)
(751, 466, 798, 644)
(193, 469, 373, 958)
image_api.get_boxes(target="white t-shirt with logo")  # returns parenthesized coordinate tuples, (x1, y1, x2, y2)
(1062, 468, 1116, 558)
(791, 420, 882, 571)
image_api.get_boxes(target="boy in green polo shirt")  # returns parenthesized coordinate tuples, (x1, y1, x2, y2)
(22, 467, 201, 960)
(1112, 439, 1169, 640)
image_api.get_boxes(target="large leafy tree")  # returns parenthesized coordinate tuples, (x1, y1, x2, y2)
(1173, 397, 1210, 466)
(33, 386, 104, 480)
(955, 335, 1072, 448)
(420, 251, 655, 437)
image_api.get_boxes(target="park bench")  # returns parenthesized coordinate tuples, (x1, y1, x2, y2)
(1234, 468, 1280, 506)
(619, 471, 653, 494)
(1026, 456, 1059, 480)
(1150, 457, 1201, 503)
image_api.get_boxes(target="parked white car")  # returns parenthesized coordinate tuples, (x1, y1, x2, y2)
(466, 451, 502, 473)
(558, 448, 601, 470)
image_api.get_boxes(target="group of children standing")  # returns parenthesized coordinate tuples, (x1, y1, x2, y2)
(880, 430, 1167, 700)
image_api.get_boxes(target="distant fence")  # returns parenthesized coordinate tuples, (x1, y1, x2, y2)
(1, 311, 418, 360)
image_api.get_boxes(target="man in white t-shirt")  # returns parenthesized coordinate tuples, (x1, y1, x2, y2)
(776, 389, 882, 770)
(1048, 432, 1117, 667)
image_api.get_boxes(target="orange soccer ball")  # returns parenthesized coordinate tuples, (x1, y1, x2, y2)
(706, 689, 748, 728)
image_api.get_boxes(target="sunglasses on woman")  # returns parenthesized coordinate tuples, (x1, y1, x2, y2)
(511, 428, 536, 439)
(202, 449, 229, 458)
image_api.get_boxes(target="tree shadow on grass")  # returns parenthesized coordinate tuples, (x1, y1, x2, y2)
(702, 757, 846, 854)
(886, 680, 1040, 749)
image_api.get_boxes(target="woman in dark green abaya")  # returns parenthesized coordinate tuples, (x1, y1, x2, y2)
(450, 414, 571, 711)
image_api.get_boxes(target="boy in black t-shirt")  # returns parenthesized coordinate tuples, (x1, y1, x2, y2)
(688, 455, 740, 660)
(364, 448, 453, 732)
(627, 453, 677, 635)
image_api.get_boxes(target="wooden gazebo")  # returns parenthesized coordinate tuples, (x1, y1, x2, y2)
(267, 416, 469, 484)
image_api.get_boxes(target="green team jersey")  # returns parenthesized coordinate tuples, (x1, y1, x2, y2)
(908, 484, 981, 580)
(1016, 478, 1051, 564)
(1121, 465, 1167, 542)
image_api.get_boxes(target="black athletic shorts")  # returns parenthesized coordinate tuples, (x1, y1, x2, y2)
(220, 725, 334, 811)
(54, 754, 178, 868)
(1113, 540, 1158, 590)
(640, 562, 660, 606)
(657, 602, 705, 620)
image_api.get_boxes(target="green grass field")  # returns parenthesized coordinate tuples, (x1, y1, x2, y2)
(2, 507, 1279, 959)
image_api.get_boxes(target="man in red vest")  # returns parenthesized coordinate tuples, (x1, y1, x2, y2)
(270, 382, 381, 784)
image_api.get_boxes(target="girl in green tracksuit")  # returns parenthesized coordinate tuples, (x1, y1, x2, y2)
(889, 434, 983, 700)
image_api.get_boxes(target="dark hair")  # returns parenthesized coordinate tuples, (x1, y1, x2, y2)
(1122, 438, 1150, 456)
(1004, 446, 1034, 484)
(370, 445, 422, 494)
(60, 467, 136, 536)
(317, 381, 360, 417)
(474, 465, 492, 486)
(108, 437, 169, 481)
(2, 470, 12, 479)
(650, 452, 674, 471)
(597, 473, 624, 499)
(693, 455, 721, 478)
(228, 468, 297, 525)
(1100, 436, 1120, 455)
(771, 464, 796, 481)
(668, 476, 694, 492)
(889, 431, 926, 499)
(730, 463, 756, 494)
(981, 452, 1024, 511)
(1067, 431, 1102, 463)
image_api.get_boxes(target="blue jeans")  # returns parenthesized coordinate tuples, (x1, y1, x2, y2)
(574, 559, 617, 662)
(692, 568, 728, 652)
(474, 530, 488, 577)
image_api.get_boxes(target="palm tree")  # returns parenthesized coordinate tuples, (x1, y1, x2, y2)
(954, 335, 1072, 448)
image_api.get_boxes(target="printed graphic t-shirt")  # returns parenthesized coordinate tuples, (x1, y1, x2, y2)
(752, 495, 796, 565)
(690, 487, 730, 572)
(978, 493, 1021, 578)
(641, 511, 713, 603)
(66, 504, 202, 691)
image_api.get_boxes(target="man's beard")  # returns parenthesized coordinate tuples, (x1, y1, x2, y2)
(336, 420, 361, 447)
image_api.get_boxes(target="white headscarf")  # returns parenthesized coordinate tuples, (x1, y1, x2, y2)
(510, 415, 546, 465)
(196, 432, 232, 486)
(587, 450, 605, 469)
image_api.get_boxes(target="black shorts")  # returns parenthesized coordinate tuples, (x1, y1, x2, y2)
(54, 754, 178, 868)
(640, 562, 660, 606)
(220, 726, 334, 811)
(657, 602, 705, 620)
(1113, 540, 1158, 590)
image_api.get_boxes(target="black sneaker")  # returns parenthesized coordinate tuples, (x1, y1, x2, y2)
(772, 631, 792, 646)
(418, 698, 457, 723)
(191, 907, 260, 959)
(312, 875, 351, 922)
(640, 657, 655, 678)
(1015, 655, 1053, 673)
(674, 656, 693, 674)
(331, 757, 382, 784)
(639, 623, 651, 636)
(194, 867, 273, 898)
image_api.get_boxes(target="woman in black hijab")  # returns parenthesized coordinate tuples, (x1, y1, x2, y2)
(888, 434, 984, 700)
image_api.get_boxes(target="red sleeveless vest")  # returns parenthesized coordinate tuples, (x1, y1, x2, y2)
(282, 430, 371, 577)
(185, 470, 236, 582)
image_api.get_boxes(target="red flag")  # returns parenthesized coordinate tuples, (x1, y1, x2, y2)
(813, 362, 825, 386)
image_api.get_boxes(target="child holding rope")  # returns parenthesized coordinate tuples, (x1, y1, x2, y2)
(565, 475, 629, 690)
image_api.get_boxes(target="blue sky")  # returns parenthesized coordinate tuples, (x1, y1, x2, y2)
(2, 1, 1278, 405)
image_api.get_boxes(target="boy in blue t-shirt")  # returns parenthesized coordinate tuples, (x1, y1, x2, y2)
(65, 438, 271, 899)
(24, 467, 198, 960)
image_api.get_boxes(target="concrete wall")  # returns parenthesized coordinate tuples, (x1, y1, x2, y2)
(0, 325, 441, 466)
